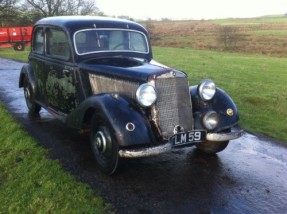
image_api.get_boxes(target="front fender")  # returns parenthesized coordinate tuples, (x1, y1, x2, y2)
(66, 94, 155, 147)
(190, 86, 239, 132)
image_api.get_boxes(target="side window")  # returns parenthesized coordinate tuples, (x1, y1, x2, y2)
(46, 28, 70, 59)
(32, 28, 44, 53)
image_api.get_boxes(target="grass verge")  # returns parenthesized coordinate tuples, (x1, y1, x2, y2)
(0, 103, 111, 213)
(0, 47, 30, 62)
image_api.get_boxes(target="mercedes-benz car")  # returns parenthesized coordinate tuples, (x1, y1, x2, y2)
(19, 16, 243, 174)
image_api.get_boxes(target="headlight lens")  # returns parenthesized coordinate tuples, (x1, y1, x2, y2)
(203, 111, 219, 130)
(136, 83, 157, 107)
(198, 79, 216, 101)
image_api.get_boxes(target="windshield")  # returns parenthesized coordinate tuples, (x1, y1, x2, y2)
(74, 29, 149, 55)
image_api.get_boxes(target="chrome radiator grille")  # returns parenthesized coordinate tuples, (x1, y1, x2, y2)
(89, 74, 139, 98)
(155, 76, 193, 139)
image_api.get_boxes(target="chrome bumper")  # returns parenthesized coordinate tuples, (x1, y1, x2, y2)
(119, 129, 244, 158)
(119, 143, 172, 158)
(206, 129, 244, 142)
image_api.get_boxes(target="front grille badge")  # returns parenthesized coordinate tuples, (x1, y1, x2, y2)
(173, 125, 184, 134)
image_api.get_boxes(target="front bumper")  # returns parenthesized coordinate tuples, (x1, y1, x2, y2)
(118, 129, 244, 158)
(206, 129, 244, 142)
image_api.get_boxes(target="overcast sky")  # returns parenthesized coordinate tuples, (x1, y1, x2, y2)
(96, 0, 287, 20)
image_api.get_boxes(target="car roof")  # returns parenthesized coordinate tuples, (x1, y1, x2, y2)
(34, 16, 153, 61)
(35, 16, 148, 33)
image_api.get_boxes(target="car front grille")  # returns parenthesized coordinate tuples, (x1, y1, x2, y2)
(154, 76, 194, 139)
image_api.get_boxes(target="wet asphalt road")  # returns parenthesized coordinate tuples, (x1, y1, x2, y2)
(1, 58, 287, 214)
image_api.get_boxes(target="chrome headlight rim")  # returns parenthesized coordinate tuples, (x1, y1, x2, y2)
(136, 83, 157, 107)
(202, 111, 219, 130)
(198, 79, 216, 101)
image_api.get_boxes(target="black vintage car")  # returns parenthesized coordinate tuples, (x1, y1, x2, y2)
(19, 16, 243, 174)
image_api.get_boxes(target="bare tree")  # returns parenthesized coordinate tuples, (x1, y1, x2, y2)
(0, 0, 19, 26)
(24, 0, 100, 17)
(0, 0, 16, 10)
(217, 26, 243, 51)
(65, 0, 99, 15)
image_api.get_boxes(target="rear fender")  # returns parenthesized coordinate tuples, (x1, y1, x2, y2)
(190, 86, 239, 132)
(19, 64, 36, 90)
(66, 94, 155, 147)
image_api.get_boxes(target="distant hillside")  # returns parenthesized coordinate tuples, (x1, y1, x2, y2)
(142, 15, 287, 57)
(210, 14, 287, 25)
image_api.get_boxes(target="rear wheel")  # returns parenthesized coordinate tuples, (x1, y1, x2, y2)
(90, 113, 120, 175)
(23, 76, 41, 114)
(14, 43, 25, 51)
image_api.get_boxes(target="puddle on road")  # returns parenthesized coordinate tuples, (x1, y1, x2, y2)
(235, 133, 287, 166)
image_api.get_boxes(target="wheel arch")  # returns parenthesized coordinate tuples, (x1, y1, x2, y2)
(66, 94, 155, 147)
(190, 85, 240, 132)
(19, 64, 36, 89)
(19, 64, 41, 114)
(82, 107, 96, 126)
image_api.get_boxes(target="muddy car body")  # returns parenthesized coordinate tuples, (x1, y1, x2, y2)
(19, 16, 243, 174)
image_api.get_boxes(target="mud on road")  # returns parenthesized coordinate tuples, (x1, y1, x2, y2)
(1, 58, 287, 213)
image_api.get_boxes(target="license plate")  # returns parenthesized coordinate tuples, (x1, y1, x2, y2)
(170, 130, 206, 147)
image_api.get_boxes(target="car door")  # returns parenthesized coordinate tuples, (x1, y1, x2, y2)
(29, 27, 47, 103)
(44, 27, 79, 113)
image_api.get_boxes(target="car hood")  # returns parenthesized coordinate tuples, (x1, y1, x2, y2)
(78, 57, 180, 82)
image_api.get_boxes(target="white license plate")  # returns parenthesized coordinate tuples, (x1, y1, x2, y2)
(170, 130, 206, 147)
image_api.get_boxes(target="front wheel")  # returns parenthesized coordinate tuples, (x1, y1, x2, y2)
(196, 140, 229, 154)
(196, 129, 231, 154)
(90, 113, 120, 175)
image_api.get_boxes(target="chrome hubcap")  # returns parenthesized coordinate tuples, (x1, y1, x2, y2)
(24, 87, 32, 107)
(95, 131, 107, 153)
(24, 87, 30, 99)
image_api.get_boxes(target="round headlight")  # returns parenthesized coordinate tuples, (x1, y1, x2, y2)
(136, 84, 157, 107)
(198, 79, 216, 101)
(202, 111, 219, 130)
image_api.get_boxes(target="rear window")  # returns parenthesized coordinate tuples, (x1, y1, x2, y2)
(32, 28, 44, 53)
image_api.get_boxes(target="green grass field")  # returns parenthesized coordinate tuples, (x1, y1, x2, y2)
(210, 15, 287, 25)
(0, 103, 112, 213)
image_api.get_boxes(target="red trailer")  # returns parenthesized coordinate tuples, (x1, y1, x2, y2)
(0, 26, 33, 51)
